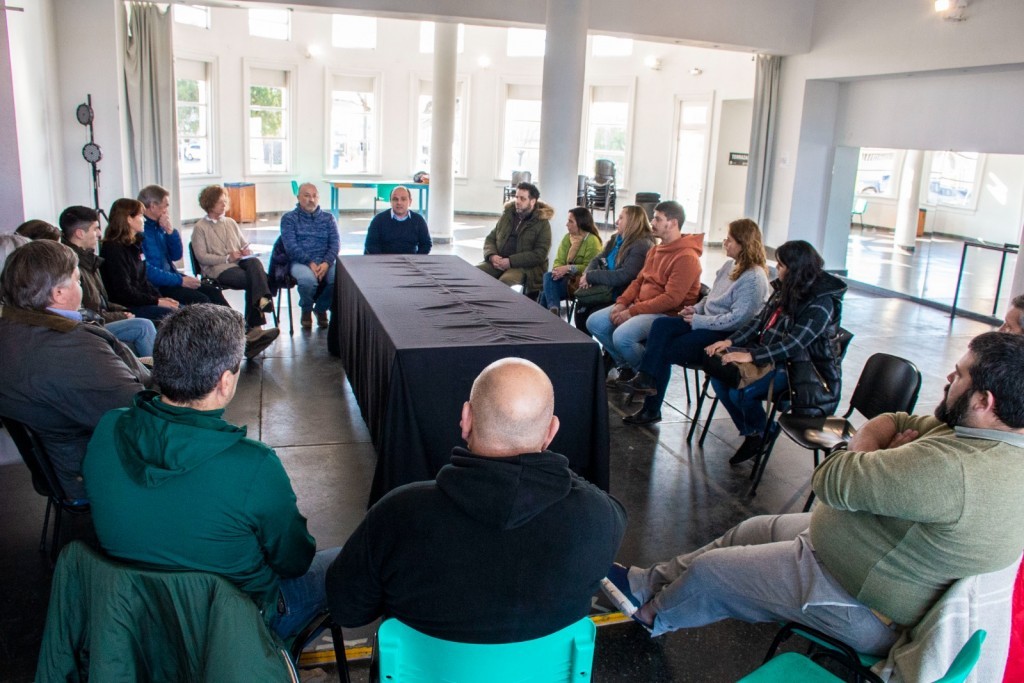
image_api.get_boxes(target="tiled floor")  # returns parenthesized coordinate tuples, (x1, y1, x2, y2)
(0, 212, 996, 681)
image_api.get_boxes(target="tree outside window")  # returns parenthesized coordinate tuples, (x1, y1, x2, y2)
(249, 81, 288, 173)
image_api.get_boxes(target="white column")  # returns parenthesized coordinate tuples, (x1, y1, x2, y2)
(538, 0, 590, 250)
(428, 21, 458, 244)
(893, 149, 925, 251)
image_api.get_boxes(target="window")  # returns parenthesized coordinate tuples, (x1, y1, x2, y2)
(176, 59, 213, 175)
(672, 99, 712, 226)
(416, 80, 467, 175)
(507, 28, 545, 57)
(591, 35, 632, 57)
(328, 74, 379, 174)
(249, 9, 289, 40)
(331, 14, 377, 49)
(173, 5, 209, 29)
(583, 85, 630, 181)
(500, 84, 542, 179)
(927, 151, 982, 209)
(248, 68, 289, 174)
(855, 147, 901, 198)
(419, 22, 464, 53)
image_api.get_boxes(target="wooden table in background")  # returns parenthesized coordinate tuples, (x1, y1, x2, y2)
(225, 183, 256, 223)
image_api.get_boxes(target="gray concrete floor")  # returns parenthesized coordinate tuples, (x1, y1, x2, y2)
(0, 211, 996, 681)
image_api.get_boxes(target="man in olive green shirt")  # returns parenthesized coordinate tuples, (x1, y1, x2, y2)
(603, 332, 1024, 656)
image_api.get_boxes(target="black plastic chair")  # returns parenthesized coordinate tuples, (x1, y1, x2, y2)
(778, 352, 921, 511)
(0, 415, 89, 565)
(290, 612, 350, 683)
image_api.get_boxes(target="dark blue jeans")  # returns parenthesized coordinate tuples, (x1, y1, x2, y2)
(710, 369, 789, 437)
(638, 317, 729, 413)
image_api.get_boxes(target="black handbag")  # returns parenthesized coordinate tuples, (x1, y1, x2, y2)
(573, 284, 614, 307)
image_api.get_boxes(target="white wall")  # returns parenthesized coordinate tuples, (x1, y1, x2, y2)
(173, 9, 756, 223)
(0, 5, 25, 228)
(768, 0, 1024, 264)
(707, 99, 752, 241)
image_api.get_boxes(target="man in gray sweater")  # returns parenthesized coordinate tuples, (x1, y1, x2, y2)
(603, 331, 1024, 656)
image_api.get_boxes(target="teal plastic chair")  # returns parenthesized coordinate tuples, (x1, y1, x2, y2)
(291, 180, 300, 197)
(738, 626, 987, 683)
(372, 617, 596, 682)
(851, 197, 868, 229)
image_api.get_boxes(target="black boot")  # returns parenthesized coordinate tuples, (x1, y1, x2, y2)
(729, 436, 764, 465)
(620, 371, 657, 395)
(624, 407, 662, 426)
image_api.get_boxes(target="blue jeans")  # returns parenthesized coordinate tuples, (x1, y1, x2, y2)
(106, 317, 158, 357)
(637, 317, 729, 413)
(290, 262, 336, 313)
(537, 272, 569, 310)
(586, 306, 664, 370)
(128, 304, 175, 322)
(270, 546, 342, 640)
(710, 369, 788, 437)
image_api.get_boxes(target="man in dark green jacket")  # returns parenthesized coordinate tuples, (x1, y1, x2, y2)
(84, 304, 338, 639)
(478, 181, 552, 294)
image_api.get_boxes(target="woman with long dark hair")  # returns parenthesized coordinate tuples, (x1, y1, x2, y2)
(537, 207, 603, 314)
(620, 218, 770, 425)
(704, 240, 846, 464)
(100, 199, 178, 321)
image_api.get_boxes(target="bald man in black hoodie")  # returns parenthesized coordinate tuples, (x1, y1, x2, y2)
(326, 357, 626, 643)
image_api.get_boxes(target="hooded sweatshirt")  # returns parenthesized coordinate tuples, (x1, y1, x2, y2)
(326, 448, 626, 644)
(615, 232, 704, 316)
(83, 392, 316, 612)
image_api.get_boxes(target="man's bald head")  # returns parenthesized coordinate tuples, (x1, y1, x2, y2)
(462, 358, 559, 457)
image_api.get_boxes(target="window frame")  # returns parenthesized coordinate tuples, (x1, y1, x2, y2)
(174, 54, 217, 178)
(669, 93, 716, 229)
(323, 68, 384, 177)
(173, 5, 210, 29)
(579, 79, 635, 191)
(243, 60, 297, 177)
(924, 151, 986, 212)
(495, 78, 543, 182)
(855, 147, 905, 200)
(410, 74, 470, 179)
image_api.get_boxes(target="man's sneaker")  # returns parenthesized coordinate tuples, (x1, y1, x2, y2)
(301, 311, 313, 329)
(316, 311, 329, 329)
(601, 563, 654, 632)
(244, 328, 279, 359)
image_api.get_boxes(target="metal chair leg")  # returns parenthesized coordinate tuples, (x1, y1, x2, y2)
(698, 397, 718, 446)
(40, 498, 53, 552)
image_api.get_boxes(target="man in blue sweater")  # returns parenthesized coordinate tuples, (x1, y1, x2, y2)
(280, 183, 340, 329)
(363, 186, 431, 255)
(137, 185, 228, 308)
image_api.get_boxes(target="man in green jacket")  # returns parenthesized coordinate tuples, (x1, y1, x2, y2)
(478, 181, 553, 294)
(84, 304, 338, 639)
(602, 331, 1024, 656)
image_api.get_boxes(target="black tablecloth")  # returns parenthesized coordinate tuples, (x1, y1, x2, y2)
(333, 255, 610, 506)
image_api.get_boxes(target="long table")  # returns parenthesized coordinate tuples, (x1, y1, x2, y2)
(334, 255, 610, 506)
(326, 180, 430, 218)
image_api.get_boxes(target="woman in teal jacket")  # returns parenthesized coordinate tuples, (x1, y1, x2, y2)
(537, 207, 603, 314)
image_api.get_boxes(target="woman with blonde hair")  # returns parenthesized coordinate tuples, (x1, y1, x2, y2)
(191, 184, 277, 348)
(620, 217, 770, 426)
(572, 205, 656, 333)
(100, 198, 178, 321)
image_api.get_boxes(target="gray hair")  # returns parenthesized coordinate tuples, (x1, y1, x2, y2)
(137, 184, 170, 209)
(153, 304, 245, 403)
(0, 239, 78, 310)
(0, 233, 30, 280)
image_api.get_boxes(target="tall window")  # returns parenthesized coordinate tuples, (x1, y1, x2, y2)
(328, 74, 378, 174)
(500, 84, 542, 178)
(584, 86, 630, 181)
(176, 59, 213, 175)
(507, 28, 545, 57)
(591, 35, 632, 57)
(173, 5, 209, 29)
(416, 80, 466, 175)
(855, 148, 901, 198)
(248, 68, 289, 174)
(249, 9, 289, 40)
(331, 14, 377, 49)
(419, 22, 465, 53)
(672, 99, 712, 226)
(927, 151, 982, 209)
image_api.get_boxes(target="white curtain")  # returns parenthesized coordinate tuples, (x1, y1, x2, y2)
(744, 54, 781, 231)
(124, 2, 179, 226)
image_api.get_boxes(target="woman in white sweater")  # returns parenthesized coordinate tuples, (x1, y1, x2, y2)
(619, 218, 770, 425)
(191, 185, 277, 346)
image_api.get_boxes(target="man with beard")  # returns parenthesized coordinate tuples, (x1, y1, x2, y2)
(601, 331, 1024, 657)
